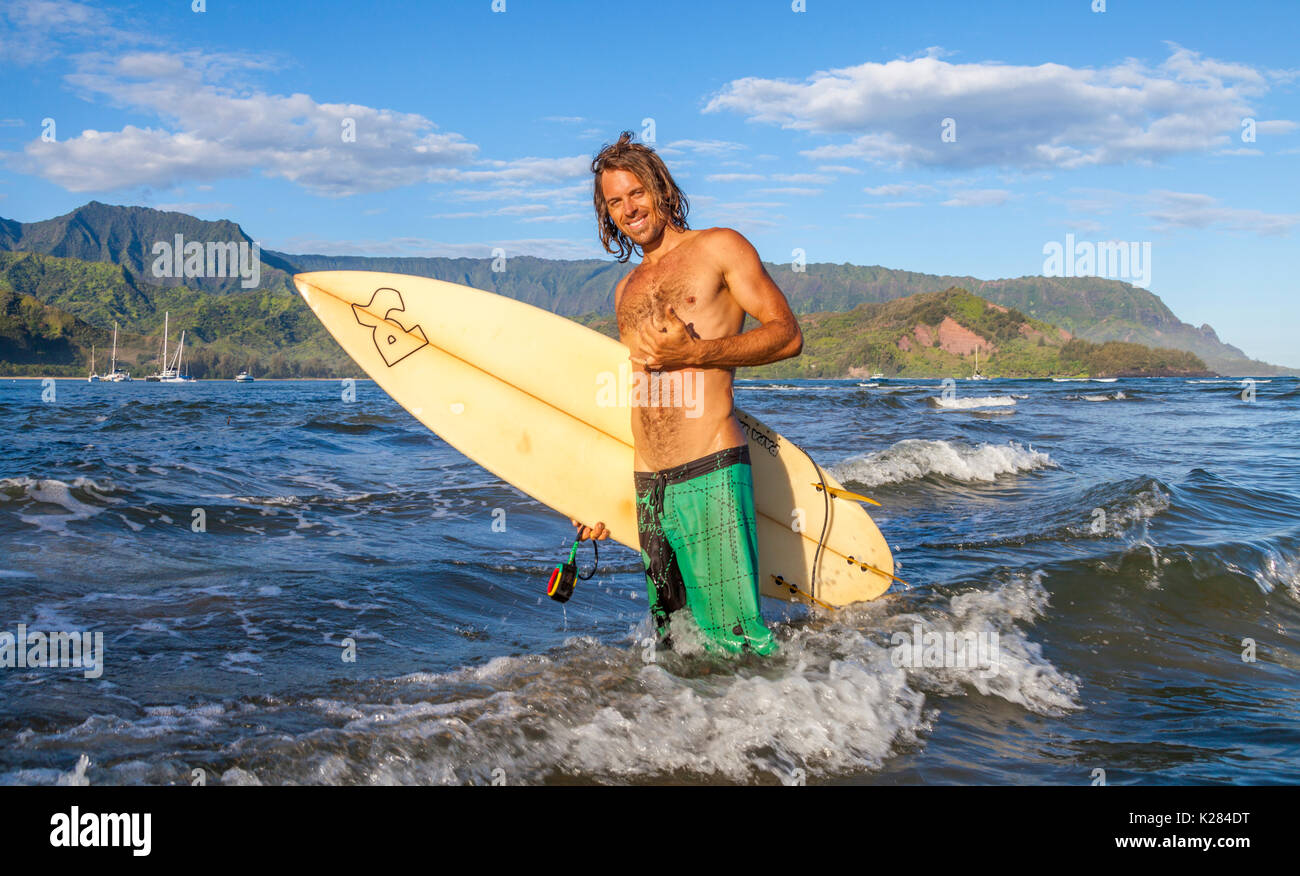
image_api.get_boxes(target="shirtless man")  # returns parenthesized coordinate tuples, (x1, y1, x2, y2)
(572, 131, 803, 656)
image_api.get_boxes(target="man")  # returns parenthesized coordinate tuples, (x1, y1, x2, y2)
(572, 131, 803, 657)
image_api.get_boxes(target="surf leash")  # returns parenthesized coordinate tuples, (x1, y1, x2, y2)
(546, 536, 598, 603)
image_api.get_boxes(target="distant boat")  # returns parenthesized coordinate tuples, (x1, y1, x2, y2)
(968, 347, 988, 381)
(87, 344, 100, 382)
(870, 371, 884, 380)
(157, 330, 195, 382)
(146, 313, 193, 382)
(104, 322, 132, 382)
(234, 370, 255, 382)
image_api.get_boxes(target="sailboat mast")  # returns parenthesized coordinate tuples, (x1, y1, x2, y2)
(111, 323, 118, 372)
(161, 312, 168, 373)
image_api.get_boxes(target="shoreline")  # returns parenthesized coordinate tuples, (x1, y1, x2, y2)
(0, 376, 372, 381)
(5, 373, 1279, 382)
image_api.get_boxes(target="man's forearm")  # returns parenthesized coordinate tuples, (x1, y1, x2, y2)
(692, 319, 802, 369)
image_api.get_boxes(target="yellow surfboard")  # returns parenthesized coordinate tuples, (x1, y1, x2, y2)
(293, 271, 896, 607)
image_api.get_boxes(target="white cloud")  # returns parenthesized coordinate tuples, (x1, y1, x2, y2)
(1065, 187, 1299, 236)
(771, 172, 831, 183)
(13, 50, 480, 195)
(520, 213, 585, 223)
(428, 156, 590, 187)
(706, 173, 765, 182)
(9, 44, 595, 200)
(152, 201, 235, 215)
(690, 198, 786, 229)
(941, 189, 1011, 207)
(661, 139, 747, 156)
(444, 181, 590, 204)
(704, 45, 1295, 170)
(863, 183, 937, 197)
(1143, 189, 1299, 235)
(0, 0, 152, 65)
(431, 204, 550, 219)
(271, 233, 605, 260)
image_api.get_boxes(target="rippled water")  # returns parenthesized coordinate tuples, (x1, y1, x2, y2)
(1, 376, 1297, 785)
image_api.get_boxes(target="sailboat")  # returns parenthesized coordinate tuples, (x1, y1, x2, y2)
(104, 322, 132, 382)
(145, 313, 195, 382)
(158, 330, 195, 383)
(87, 344, 100, 382)
(147, 313, 179, 381)
(968, 347, 988, 381)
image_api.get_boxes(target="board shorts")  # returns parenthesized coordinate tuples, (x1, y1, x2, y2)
(633, 444, 778, 656)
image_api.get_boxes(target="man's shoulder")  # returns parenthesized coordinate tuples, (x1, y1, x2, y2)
(694, 226, 749, 248)
(692, 227, 759, 268)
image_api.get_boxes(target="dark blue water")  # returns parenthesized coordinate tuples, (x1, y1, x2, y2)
(1, 376, 1297, 784)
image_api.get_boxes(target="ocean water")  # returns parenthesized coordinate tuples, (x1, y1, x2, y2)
(1, 376, 1297, 785)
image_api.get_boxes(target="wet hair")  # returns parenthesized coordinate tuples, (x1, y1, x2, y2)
(591, 131, 690, 262)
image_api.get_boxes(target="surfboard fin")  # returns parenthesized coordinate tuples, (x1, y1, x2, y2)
(813, 483, 881, 506)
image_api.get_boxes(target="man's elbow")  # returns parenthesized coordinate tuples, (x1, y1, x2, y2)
(783, 322, 803, 360)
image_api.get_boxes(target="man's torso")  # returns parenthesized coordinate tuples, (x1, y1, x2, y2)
(616, 229, 746, 470)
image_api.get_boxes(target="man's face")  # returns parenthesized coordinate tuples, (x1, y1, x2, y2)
(600, 168, 663, 246)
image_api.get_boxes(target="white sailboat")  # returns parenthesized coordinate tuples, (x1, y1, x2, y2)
(87, 344, 100, 382)
(158, 330, 195, 383)
(104, 322, 132, 382)
(968, 347, 988, 381)
(143, 313, 195, 382)
(147, 312, 180, 381)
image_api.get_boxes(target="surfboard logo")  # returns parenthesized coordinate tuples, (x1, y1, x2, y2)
(351, 287, 429, 367)
(738, 417, 780, 457)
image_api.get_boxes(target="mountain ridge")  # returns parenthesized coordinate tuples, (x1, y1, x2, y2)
(0, 201, 1290, 376)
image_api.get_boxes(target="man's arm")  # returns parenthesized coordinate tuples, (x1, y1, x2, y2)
(635, 229, 802, 370)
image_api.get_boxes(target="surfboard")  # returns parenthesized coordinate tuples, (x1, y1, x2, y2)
(292, 270, 897, 607)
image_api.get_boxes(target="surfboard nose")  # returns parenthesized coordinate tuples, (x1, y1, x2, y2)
(292, 274, 316, 302)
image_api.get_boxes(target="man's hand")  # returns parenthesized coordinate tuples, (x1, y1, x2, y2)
(570, 518, 609, 541)
(631, 305, 700, 371)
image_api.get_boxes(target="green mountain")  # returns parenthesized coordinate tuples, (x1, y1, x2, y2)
(575, 287, 1211, 379)
(0, 201, 1290, 376)
(0, 201, 299, 295)
(0, 251, 359, 378)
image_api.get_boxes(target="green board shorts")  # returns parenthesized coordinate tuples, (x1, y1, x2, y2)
(634, 444, 778, 656)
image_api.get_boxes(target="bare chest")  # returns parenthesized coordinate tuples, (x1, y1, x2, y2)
(616, 266, 723, 338)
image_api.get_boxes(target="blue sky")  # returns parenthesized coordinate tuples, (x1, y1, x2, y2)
(1, 0, 1297, 365)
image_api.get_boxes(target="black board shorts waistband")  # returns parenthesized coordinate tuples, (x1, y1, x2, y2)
(633, 444, 751, 487)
